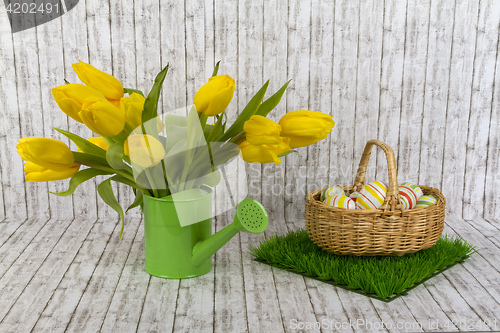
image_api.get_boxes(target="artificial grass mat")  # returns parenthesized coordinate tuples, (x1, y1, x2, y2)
(249, 228, 476, 302)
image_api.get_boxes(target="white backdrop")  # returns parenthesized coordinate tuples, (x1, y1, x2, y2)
(0, 0, 499, 223)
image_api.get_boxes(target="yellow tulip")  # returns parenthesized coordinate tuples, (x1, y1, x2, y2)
(17, 137, 75, 171)
(79, 97, 126, 137)
(124, 135, 165, 168)
(193, 75, 235, 116)
(121, 93, 164, 133)
(24, 161, 80, 182)
(72, 60, 124, 101)
(239, 137, 290, 165)
(78, 137, 110, 152)
(51, 83, 105, 122)
(243, 115, 282, 145)
(278, 110, 335, 148)
(121, 93, 145, 130)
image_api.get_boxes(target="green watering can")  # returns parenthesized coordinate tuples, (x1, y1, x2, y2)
(142, 188, 268, 279)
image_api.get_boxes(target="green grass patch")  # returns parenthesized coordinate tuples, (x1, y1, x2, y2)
(249, 228, 476, 302)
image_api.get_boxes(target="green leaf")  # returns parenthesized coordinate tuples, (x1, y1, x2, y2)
(218, 80, 270, 142)
(72, 151, 110, 168)
(50, 168, 114, 196)
(255, 80, 291, 117)
(105, 131, 128, 145)
(124, 87, 145, 97)
(212, 61, 221, 76)
(278, 149, 297, 158)
(64, 79, 70, 85)
(109, 174, 140, 190)
(126, 190, 143, 212)
(53, 128, 107, 158)
(106, 143, 131, 172)
(206, 111, 226, 142)
(97, 179, 125, 239)
(143, 64, 169, 124)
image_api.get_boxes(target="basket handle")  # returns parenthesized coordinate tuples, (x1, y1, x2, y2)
(352, 140, 402, 211)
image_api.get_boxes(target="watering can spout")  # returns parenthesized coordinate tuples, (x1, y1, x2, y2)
(192, 198, 268, 267)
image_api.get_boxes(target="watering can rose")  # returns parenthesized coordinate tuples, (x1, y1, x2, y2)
(51, 84, 105, 122)
(23, 161, 80, 182)
(193, 75, 235, 116)
(243, 115, 282, 145)
(72, 60, 124, 101)
(239, 137, 290, 165)
(80, 97, 126, 137)
(124, 135, 166, 168)
(278, 110, 335, 148)
(17, 137, 75, 171)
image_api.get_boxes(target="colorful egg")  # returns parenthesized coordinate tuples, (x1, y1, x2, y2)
(355, 181, 388, 210)
(399, 182, 423, 199)
(398, 185, 418, 210)
(321, 186, 345, 201)
(415, 195, 437, 208)
(349, 191, 361, 202)
(324, 195, 356, 209)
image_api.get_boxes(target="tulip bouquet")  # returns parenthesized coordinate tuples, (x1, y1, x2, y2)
(16, 61, 334, 236)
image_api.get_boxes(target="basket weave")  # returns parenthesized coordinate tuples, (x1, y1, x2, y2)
(305, 140, 445, 256)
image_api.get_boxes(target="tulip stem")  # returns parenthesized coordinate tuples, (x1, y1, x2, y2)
(73, 159, 153, 196)
(144, 168, 159, 197)
(198, 113, 208, 130)
(228, 131, 246, 145)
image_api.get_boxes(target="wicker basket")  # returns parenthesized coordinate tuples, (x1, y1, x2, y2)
(305, 139, 445, 256)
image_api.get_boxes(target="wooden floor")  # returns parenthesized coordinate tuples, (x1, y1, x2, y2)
(0, 214, 499, 333)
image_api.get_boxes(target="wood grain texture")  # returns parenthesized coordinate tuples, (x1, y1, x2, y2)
(329, 0, 359, 188)
(441, 0, 479, 218)
(64, 217, 140, 332)
(419, 0, 455, 190)
(352, 0, 384, 183)
(109, 0, 137, 222)
(0, 216, 500, 331)
(375, 0, 407, 183)
(0, 218, 47, 278)
(160, 1, 186, 113)
(36, 15, 74, 220)
(0, 8, 26, 221)
(261, 0, 288, 222)
(397, 0, 431, 184)
(268, 218, 318, 333)
(60, 0, 98, 220)
(100, 223, 149, 332)
(285, 0, 311, 223)
(0, 218, 95, 332)
(85, 0, 117, 220)
(306, 0, 334, 194)
(32, 219, 116, 332)
(0, 218, 65, 322)
(12, 24, 50, 219)
(213, 0, 239, 221)
(1, 0, 500, 221)
(239, 0, 263, 203)
(484, 46, 499, 219)
(462, 0, 500, 219)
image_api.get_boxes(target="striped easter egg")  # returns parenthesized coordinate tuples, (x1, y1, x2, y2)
(398, 185, 418, 209)
(324, 195, 356, 209)
(349, 191, 361, 202)
(321, 186, 345, 201)
(399, 182, 423, 199)
(415, 195, 437, 208)
(355, 181, 388, 210)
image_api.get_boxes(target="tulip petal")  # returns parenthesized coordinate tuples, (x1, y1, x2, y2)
(73, 60, 124, 100)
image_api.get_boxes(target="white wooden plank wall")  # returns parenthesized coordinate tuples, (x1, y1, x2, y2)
(0, 0, 499, 222)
